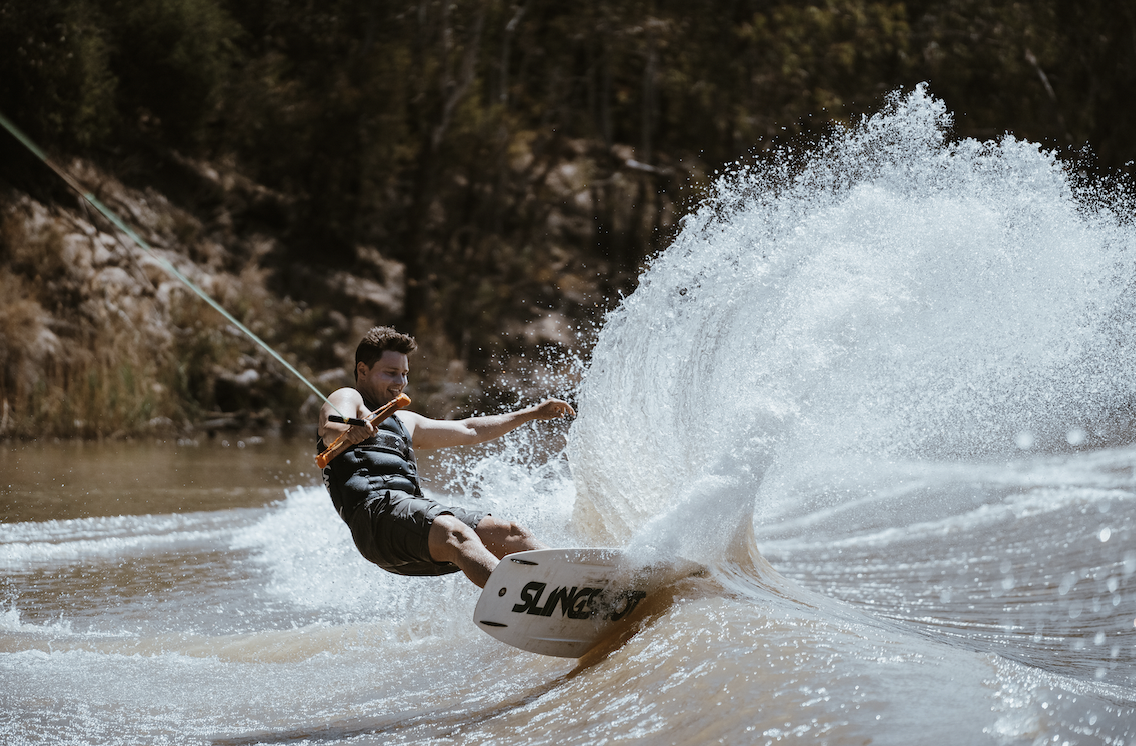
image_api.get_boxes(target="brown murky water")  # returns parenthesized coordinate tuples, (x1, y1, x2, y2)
(3, 433, 1135, 746)
(5, 88, 1136, 745)
(1, 435, 322, 523)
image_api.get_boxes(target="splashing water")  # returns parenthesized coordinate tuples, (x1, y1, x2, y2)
(4, 86, 1135, 745)
(569, 84, 1136, 555)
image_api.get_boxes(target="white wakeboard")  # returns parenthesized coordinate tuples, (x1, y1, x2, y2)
(473, 548, 655, 658)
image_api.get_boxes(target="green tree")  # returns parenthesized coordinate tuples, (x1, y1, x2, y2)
(0, 0, 118, 148)
(107, 0, 243, 145)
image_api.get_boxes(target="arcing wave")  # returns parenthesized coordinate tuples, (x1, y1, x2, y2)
(568, 84, 1136, 554)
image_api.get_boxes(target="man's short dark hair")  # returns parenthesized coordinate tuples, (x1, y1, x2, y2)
(355, 326, 418, 379)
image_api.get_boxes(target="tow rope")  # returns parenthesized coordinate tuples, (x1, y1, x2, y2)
(0, 110, 345, 417)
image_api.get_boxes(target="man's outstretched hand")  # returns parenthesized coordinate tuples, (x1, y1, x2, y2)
(531, 399, 576, 420)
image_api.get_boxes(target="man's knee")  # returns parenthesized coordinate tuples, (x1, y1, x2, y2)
(429, 514, 482, 560)
(477, 516, 522, 539)
(498, 517, 532, 539)
(476, 516, 543, 555)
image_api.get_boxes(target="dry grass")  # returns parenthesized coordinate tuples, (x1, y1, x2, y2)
(0, 201, 316, 438)
(0, 262, 180, 437)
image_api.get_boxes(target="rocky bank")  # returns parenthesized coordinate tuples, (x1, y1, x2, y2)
(0, 140, 696, 439)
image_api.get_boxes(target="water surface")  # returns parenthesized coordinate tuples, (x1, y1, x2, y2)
(3, 87, 1135, 745)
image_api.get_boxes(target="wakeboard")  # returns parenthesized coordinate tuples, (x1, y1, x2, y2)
(473, 547, 664, 658)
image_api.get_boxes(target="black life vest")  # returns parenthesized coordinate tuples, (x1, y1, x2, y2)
(318, 401, 421, 524)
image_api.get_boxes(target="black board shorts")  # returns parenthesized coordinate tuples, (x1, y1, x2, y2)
(347, 490, 487, 576)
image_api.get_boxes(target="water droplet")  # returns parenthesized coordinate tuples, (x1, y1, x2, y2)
(1014, 431, 1035, 450)
(1099, 528, 1111, 542)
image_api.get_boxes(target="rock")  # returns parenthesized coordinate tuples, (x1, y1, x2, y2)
(327, 270, 405, 315)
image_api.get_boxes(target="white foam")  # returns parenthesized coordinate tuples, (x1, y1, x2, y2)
(766, 485, 1132, 552)
(568, 84, 1136, 552)
(0, 509, 261, 568)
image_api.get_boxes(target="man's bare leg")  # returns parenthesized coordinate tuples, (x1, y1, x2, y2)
(474, 516, 547, 558)
(428, 515, 499, 588)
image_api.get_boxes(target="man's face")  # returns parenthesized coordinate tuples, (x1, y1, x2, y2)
(357, 350, 409, 406)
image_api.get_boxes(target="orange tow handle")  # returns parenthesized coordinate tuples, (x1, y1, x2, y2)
(315, 393, 411, 469)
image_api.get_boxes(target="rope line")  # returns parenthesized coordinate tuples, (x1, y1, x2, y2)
(0, 110, 342, 417)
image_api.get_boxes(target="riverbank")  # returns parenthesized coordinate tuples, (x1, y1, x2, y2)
(0, 137, 686, 439)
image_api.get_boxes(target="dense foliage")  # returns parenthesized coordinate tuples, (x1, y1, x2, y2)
(1, 0, 1134, 435)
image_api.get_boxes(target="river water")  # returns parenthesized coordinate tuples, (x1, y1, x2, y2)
(3, 86, 1135, 744)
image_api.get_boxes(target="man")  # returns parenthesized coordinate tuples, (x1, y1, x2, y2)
(317, 326, 575, 588)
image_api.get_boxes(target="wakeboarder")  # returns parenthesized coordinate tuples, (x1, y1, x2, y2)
(317, 326, 574, 587)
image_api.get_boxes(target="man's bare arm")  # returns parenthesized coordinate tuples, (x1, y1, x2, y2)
(317, 388, 376, 445)
(401, 399, 575, 451)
